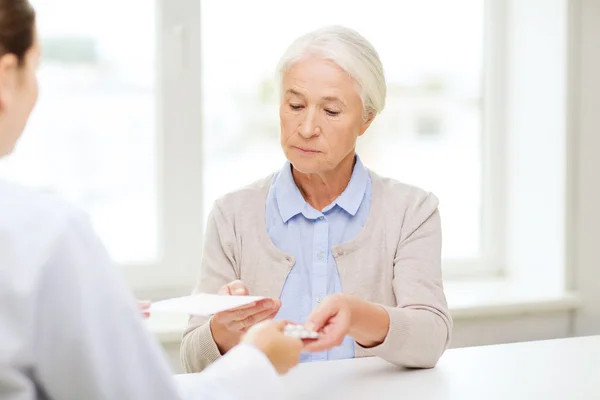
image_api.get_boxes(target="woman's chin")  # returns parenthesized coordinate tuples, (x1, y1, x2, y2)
(287, 158, 323, 175)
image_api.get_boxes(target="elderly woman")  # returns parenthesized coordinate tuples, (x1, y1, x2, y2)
(182, 25, 452, 372)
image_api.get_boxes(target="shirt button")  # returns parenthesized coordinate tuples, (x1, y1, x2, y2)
(317, 297, 323, 303)
(318, 216, 324, 221)
(317, 251, 325, 259)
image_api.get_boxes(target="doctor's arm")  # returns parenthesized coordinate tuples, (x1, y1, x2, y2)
(32, 213, 289, 400)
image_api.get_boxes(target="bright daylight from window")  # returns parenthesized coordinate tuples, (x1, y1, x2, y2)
(0, 0, 483, 267)
(0, 0, 157, 265)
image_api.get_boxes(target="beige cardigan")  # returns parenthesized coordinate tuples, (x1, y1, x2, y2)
(181, 171, 452, 373)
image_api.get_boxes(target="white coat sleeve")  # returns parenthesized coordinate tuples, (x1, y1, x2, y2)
(177, 345, 286, 400)
(32, 212, 285, 400)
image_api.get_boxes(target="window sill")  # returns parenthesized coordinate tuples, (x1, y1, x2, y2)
(445, 278, 580, 319)
(145, 313, 189, 345)
(146, 279, 581, 345)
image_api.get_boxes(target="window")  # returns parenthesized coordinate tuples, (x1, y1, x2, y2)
(0, 0, 204, 293)
(0, 0, 497, 292)
(0, 0, 158, 265)
(201, 0, 486, 272)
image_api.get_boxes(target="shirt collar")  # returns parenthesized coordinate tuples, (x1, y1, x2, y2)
(274, 161, 306, 223)
(334, 155, 368, 216)
(274, 154, 369, 222)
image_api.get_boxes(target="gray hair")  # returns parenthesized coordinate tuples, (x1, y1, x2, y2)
(277, 25, 387, 120)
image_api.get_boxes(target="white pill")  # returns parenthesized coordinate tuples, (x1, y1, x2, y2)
(283, 324, 319, 339)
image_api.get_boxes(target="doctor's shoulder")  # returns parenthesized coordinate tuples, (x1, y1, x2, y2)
(0, 179, 95, 269)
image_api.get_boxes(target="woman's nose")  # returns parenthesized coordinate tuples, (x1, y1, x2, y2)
(298, 108, 319, 138)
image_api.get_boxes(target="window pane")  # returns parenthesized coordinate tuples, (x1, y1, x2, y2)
(0, 0, 158, 264)
(201, 0, 484, 261)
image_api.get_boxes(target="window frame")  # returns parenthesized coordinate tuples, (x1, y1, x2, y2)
(123, 0, 204, 297)
(128, 0, 507, 295)
(437, 0, 508, 279)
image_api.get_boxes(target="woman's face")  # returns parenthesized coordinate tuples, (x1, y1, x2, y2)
(279, 56, 373, 175)
(0, 31, 40, 157)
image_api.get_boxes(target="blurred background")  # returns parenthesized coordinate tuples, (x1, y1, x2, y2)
(1, 0, 598, 373)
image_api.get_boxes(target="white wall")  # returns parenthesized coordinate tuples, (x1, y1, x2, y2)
(571, 0, 600, 336)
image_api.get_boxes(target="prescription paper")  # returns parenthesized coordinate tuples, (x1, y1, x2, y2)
(148, 293, 266, 316)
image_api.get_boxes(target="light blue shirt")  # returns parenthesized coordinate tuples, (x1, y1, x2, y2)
(266, 155, 372, 362)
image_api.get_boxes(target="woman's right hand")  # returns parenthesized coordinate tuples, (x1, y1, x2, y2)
(241, 320, 303, 375)
(210, 280, 281, 354)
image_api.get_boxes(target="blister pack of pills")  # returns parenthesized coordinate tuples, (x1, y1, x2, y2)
(283, 324, 320, 339)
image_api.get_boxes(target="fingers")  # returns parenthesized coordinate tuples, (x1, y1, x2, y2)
(242, 320, 303, 375)
(214, 305, 256, 325)
(231, 301, 260, 312)
(238, 300, 280, 326)
(280, 336, 304, 374)
(302, 324, 346, 352)
(302, 333, 343, 352)
(137, 300, 151, 319)
(232, 298, 278, 313)
(218, 280, 249, 296)
(271, 319, 288, 331)
(288, 336, 304, 354)
(216, 299, 280, 327)
(227, 280, 249, 296)
(217, 285, 232, 295)
(264, 309, 281, 323)
(305, 301, 337, 332)
(251, 308, 282, 327)
(303, 296, 350, 353)
(232, 306, 278, 331)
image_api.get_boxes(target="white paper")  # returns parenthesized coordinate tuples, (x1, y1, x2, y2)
(148, 293, 266, 316)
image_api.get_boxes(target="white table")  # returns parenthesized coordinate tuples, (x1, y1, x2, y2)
(175, 336, 600, 399)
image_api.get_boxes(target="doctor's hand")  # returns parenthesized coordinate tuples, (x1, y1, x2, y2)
(138, 300, 151, 319)
(242, 320, 303, 375)
(210, 280, 281, 354)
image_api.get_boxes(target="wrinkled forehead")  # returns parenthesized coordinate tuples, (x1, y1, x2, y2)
(281, 57, 363, 104)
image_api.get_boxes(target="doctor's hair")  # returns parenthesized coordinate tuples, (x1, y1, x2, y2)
(0, 0, 35, 66)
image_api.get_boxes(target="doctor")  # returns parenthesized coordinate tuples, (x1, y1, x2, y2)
(0, 1, 303, 399)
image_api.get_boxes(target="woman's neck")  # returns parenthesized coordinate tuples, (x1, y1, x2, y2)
(292, 152, 356, 211)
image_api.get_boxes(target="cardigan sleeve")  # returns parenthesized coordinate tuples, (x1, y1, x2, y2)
(357, 192, 453, 368)
(180, 201, 240, 373)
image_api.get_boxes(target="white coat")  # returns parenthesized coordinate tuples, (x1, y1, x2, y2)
(0, 180, 284, 399)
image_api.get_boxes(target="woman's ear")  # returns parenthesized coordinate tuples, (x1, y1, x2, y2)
(358, 112, 375, 137)
(0, 53, 19, 110)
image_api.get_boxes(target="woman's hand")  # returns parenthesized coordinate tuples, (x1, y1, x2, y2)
(241, 320, 303, 375)
(210, 280, 281, 354)
(302, 294, 352, 352)
(303, 294, 390, 352)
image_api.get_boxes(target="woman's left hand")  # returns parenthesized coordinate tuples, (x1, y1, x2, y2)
(302, 293, 390, 352)
(302, 294, 352, 352)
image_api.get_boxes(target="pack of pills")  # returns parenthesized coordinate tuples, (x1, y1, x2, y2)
(283, 324, 320, 339)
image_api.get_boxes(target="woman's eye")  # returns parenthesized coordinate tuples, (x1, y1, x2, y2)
(289, 104, 304, 110)
(325, 109, 340, 116)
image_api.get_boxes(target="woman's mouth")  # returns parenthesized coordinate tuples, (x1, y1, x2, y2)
(294, 146, 320, 154)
